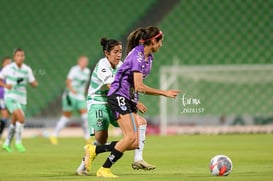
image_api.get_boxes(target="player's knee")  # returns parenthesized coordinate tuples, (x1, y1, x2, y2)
(131, 140, 139, 149)
(13, 110, 25, 123)
(124, 134, 137, 145)
(63, 111, 72, 117)
(138, 116, 147, 125)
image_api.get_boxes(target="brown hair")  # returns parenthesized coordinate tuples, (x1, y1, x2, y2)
(1, 56, 11, 67)
(13, 48, 24, 56)
(126, 26, 163, 55)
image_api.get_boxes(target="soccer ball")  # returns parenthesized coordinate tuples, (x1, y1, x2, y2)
(209, 155, 233, 176)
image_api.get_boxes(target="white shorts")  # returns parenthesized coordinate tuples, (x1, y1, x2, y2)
(0, 99, 6, 110)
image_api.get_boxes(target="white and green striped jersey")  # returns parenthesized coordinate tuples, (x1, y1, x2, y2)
(87, 57, 122, 105)
(66, 65, 90, 100)
(0, 62, 35, 104)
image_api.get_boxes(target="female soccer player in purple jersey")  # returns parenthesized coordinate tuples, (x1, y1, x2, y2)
(84, 26, 180, 178)
(75, 37, 155, 176)
(0, 57, 11, 139)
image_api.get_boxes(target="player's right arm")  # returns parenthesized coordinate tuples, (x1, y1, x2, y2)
(66, 67, 77, 94)
(66, 79, 76, 94)
(0, 80, 12, 89)
(133, 72, 180, 98)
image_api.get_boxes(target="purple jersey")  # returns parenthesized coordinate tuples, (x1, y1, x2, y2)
(108, 45, 153, 102)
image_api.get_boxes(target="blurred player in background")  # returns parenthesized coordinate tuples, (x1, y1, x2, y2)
(0, 57, 11, 139)
(0, 48, 38, 152)
(75, 37, 155, 176)
(84, 26, 180, 178)
(49, 56, 90, 145)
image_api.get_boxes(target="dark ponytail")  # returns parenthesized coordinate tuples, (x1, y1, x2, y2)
(126, 26, 163, 55)
(126, 28, 146, 55)
(100, 38, 121, 54)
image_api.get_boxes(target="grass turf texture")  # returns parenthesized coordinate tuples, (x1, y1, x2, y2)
(0, 134, 272, 181)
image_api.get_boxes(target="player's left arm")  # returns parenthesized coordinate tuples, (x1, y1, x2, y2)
(28, 67, 38, 88)
(134, 72, 180, 98)
(30, 81, 38, 88)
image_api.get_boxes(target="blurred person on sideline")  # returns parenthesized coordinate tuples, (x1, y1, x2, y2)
(83, 26, 180, 178)
(0, 48, 38, 152)
(0, 57, 12, 140)
(49, 56, 90, 145)
(75, 38, 155, 176)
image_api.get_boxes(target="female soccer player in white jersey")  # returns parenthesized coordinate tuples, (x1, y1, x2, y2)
(49, 56, 90, 144)
(76, 38, 155, 176)
(0, 48, 38, 152)
(84, 27, 179, 178)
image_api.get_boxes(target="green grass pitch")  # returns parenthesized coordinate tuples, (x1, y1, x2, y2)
(1, 134, 273, 181)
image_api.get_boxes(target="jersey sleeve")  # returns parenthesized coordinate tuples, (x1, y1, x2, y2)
(0, 66, 9, 80)
(97, 63, 114, 85)
(28, 67, 36, 83)
(67, 67, 76, 80)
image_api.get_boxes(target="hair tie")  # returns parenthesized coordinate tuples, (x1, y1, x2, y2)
(148, 31, 163, 41)
(139, 31, 163, 43)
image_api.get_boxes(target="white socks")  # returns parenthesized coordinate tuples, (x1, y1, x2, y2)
(53, 114, 89, 139)
(4, 122, 25, 145)
(53, 116, 69, 137)
(81, 113, 89, 140)
(15, 122, 24, 144)
(134, 124, 146, 162)
(4, 124, 15, 145)
(77, 157, 86, 171)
